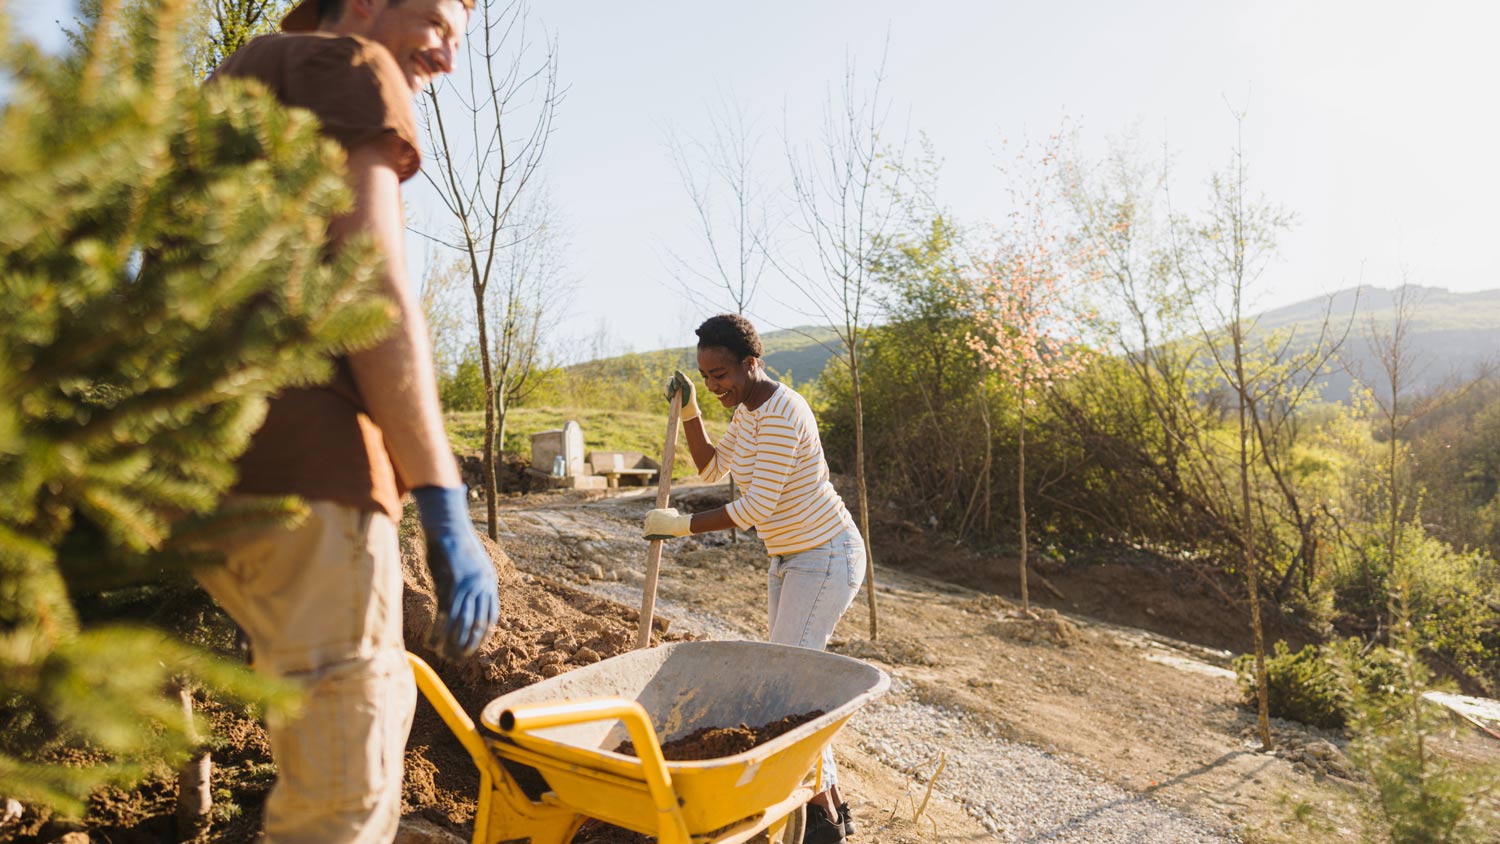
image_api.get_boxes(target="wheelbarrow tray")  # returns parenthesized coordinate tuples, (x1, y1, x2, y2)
(478, 640, 889, 840)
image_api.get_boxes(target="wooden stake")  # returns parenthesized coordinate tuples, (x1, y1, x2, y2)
(637, 392, 682, 649)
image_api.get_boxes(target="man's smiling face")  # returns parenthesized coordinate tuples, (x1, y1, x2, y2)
(367, 0, 468, 92)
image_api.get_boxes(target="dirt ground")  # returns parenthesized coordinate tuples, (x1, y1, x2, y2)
(12, 481, 1500, 844)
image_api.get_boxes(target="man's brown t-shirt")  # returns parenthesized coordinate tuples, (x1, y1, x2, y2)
(211, 33, 420, 520)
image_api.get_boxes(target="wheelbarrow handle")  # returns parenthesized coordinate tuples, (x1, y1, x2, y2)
(499, 698, 692, 844)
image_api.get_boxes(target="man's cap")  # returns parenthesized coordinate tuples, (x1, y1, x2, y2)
(281, 0, 475, 33)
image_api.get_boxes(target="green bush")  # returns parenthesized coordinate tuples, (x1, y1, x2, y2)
(439, 355, 486, 411)
(1236, 641, 1346, 729)
(1235, 640, 1402, 730)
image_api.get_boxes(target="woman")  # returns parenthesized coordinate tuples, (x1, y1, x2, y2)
(641, 314, 864, 844)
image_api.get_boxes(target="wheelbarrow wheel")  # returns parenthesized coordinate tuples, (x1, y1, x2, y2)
(776, 804, 805, 844)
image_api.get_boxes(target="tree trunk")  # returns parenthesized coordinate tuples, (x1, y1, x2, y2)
(981, 391, 992, 531)
(174, 683, 211, 840)
(495, 377, 508, 496)
(1018, 390, 1029, 614)
(1237, 359, 1271, 751)
(1388, 413, 1399, 572)
(475, 288, 499, 540)
(850, 353, 879, 640)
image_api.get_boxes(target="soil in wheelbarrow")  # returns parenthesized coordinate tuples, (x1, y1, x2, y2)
(614, 709, 825, 761)
(566, 710, 825, 844)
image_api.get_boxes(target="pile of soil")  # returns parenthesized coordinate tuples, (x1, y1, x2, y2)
(614, 710, 824, 762)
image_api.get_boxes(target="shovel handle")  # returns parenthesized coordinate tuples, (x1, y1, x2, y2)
(637, 392, 681, 649)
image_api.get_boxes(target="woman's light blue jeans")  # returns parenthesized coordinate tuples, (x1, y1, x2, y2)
(766, 524, 866, 789)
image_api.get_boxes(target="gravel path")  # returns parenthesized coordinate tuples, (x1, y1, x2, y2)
(499, 494, 1240, 843)
(850, 678, 1237, 843)
(556, 579, 1240, 843)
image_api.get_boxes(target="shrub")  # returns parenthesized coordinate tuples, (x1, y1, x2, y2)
(439, 355, 486, 411)
(1235, 640, 1402, 730)
(1236, 641, 1346, 729)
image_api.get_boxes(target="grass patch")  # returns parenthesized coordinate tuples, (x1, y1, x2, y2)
(445, 407, 727, 480)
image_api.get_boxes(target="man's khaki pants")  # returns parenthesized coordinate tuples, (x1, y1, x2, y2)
(196, 499, 415, 844)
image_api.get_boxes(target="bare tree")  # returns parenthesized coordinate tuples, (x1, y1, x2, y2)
(1164, 109, 1354, 750)
(420, 0, 560, 539)
(420, 250, 473, 380)
(777, 52, 903, 639)
(665, 93, 775, 316)
(666, 94, 778, 546)
(487, 190, 567, 463)
(1353, 279, 1496, 602)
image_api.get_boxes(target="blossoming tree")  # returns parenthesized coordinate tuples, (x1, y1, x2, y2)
(966, 139, 1095, 613)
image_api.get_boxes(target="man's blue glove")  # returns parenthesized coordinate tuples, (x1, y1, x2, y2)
(412, 485, 500, 660)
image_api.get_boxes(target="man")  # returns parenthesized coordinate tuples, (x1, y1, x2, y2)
(198, 2, 498, 843)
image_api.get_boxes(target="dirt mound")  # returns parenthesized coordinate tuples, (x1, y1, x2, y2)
(400, 532, 688, 835)
(830, 636, 939, 667)
(986, 608, 1080, 647)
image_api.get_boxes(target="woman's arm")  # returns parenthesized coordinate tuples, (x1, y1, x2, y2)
(682, 416, 716, 474)
(688, 506, 738, 533)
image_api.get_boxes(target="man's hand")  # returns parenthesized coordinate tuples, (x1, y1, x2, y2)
(412, 486, 499, 659)
(665, 370, 700, 423)
(643, 507, 693, 540)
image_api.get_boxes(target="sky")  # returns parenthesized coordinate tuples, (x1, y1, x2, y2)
(15, 1, 1500, 357)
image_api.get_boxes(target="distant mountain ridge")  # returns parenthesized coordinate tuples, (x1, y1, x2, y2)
(570, 286, 1497, 403)
(570, 325, 844, 385)
(1252, 285, 1500, 401)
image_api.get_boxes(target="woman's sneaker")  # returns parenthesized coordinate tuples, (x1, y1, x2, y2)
(836, 802, 856, 837)
(801, 805, 846, 844)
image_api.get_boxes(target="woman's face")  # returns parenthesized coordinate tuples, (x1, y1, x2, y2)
(697, 345, 758, 408)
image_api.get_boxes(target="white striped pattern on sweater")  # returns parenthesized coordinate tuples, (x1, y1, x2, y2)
(703, 383, 855, 555)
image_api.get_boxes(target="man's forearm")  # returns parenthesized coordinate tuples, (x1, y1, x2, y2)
(336, 144, 459, 490)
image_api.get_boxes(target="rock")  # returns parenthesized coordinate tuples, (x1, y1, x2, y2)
(606, 569, 620, 581)
(587, 563, 605, 580)
(1, 799, 21, 826)
(394, 817, 466, 844)
(48, 834, 90, 844)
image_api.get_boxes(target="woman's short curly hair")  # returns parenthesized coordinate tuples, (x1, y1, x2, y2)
(695, 314, 763, 361)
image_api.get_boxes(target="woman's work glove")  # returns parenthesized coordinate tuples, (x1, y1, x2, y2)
(412, 485, 500, 660)
(665, 370, 700, 423)
(643, 507, 693, 540)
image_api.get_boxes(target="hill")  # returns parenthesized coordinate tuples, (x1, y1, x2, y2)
(1252, 285, 1500, 401)
(567, 325, 843, 386)
(559, 287, 1499, 406)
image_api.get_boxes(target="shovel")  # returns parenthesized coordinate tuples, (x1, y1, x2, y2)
(636, 391, 682, 648)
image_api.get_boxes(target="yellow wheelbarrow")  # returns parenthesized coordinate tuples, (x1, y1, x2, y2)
(409, 640, 889, 844)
